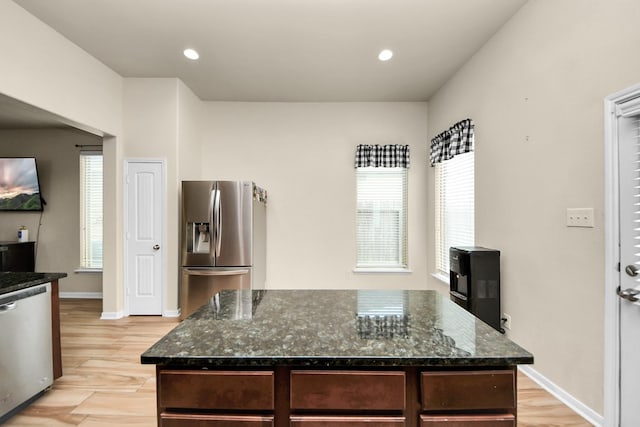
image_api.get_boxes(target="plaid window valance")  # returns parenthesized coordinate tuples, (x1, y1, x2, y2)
(429, 118, 474, 166)
(354, 144, 410, 168)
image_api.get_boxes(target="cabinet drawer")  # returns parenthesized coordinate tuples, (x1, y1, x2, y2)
(420, 414, 515, 427)
(291, 416, 405, 427)
(161, 413, 274, 427)
(159, 370, 274, 410)
(420, 370, 515, 411)
(290, 370, 405, 410)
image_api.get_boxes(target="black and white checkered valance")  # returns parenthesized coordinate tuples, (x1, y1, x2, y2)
(354, 144, 410, 168)
(429, 118, 474, 166)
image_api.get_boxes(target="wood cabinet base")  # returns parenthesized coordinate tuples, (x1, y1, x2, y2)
(51, 279, 62, 379)
(155, 366, 518, 427)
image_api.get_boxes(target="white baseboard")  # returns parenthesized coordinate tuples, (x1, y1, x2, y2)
(100, 311, 125, 320)
(163, 308, 181, 318)
(59, 292, 103, 299)
(519, 365, 603, 426)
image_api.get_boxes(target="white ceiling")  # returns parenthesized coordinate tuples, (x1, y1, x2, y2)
(13, 0, 527, 103)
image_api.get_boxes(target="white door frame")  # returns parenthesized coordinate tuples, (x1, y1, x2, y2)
(603, 83, 640, 427)
(123, 158, 167, 316)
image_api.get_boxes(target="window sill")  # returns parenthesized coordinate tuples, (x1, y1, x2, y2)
(353, 267, 412, 274)
(431, 272, 449, 285)
(74, 267, 103, 274)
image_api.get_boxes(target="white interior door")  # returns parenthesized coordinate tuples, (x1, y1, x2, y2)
(125, 160, 165, 315)
(617, 104, 640, 426)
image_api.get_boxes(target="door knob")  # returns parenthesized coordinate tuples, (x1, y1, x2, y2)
(153, 244, 160, 251)
(625, 265, 639, 277)
(617, 286, 640, 302)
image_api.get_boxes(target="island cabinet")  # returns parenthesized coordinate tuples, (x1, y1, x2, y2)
(157, 369, 275, 426)
(143, 290, 532, 427)
(418, 369, 516, 426)
(289, 370, 407, 427)
(154, 366, 517, 427)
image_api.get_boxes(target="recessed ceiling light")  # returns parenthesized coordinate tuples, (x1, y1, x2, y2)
(183, 48, 200, 60)
(378, 49, 393, 61)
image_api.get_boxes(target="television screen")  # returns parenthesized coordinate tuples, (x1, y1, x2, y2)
(0, 158, 43, 211)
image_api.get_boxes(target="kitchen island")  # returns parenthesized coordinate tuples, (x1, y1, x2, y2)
(142, 289, 533, 427)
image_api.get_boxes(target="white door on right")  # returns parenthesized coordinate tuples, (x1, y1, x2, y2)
(617, 105, 640, 426)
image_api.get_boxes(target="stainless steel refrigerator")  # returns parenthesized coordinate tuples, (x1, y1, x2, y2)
(180, 180, 266, 319)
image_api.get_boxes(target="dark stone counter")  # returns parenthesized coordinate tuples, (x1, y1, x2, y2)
(0, 272, 68, 296)
(141, 289, 533, 368)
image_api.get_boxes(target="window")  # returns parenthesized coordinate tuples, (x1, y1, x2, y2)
(356, 167, 408, 269)
(435, 151, 474, 275)
(79, 151, 103, 269)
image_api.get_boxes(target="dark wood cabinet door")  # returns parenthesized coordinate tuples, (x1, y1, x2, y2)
(159, 370, 274, 410)
(161, 413, 273, 427)
(290, 416, 405, 427)
(290, 370, 405, 410)
(420, 414, 515, 427)
(421, 370, 515, 411)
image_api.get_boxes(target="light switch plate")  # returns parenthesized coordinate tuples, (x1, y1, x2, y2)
(566, 208, 594, 228)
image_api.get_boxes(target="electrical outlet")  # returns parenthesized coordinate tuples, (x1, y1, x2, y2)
(502, 313, 512, 330)
(566, 208, 594, 228)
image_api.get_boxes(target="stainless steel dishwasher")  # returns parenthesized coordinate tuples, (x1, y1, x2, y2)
(0, 283, 53, 422)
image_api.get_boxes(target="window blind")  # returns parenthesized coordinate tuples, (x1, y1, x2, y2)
(435, 151, 474, 275)
(80, 151, 103, 269)
(356, 167, 408, 268)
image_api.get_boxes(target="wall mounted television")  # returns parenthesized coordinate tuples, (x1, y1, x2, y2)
(0, 158, 44, 211)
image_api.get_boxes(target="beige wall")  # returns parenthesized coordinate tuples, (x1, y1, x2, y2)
(177, 80, 203, 181)
(123, 78, 180, 314)
(0, 129, 102, 294)
(427, 0, 640, 415)
(0, 1, 124, 316)
(0, 1, 122, 136)
(122, 78, 202, 313)
(200, 102, 429, 290)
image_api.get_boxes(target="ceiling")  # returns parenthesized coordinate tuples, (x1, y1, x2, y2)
(2, 0, 527, 129)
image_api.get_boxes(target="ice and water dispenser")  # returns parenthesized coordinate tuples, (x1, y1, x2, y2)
(186, 222, 211, 254)
(449, 246, 503, 333)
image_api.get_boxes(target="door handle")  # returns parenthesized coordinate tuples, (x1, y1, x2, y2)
(209, 188, 218, 259)
(214, 189, 222, 257)
(625, 265, 639, 277)
(617, 286, 640, 302)
(153, 244, 160, 251)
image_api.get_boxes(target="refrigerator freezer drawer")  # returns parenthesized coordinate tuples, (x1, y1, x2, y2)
(180, 267, 251, 320)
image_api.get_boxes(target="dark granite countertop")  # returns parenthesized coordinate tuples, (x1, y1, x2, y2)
(141, 289, 533, 368)
(0, 272, 68, 296)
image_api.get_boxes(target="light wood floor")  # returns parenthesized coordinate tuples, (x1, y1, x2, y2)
(2, 299, 593, 427)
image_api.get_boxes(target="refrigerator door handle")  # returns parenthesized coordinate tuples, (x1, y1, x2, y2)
(183, 268, 249, 276)
(215, 188, 222, 257)
(208, 188, 216, 261)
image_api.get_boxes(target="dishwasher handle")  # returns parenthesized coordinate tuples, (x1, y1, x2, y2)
(0, 301, 17, 313)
